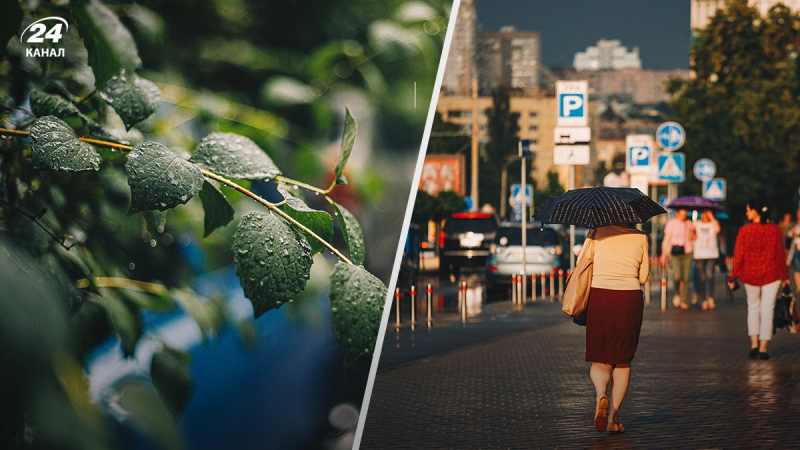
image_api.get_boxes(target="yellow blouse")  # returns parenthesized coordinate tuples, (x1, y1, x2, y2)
(580, 225, 649, 291)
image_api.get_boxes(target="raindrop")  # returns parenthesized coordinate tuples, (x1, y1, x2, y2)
(149, 239, 157, 247)
(157, 225, 165, 233)
(128, 262, 136, 270)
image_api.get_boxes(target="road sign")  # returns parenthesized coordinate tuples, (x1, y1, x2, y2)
(658, 195, 669, 209)
(519, 139, 532, 158)
(657, 152, 685, 183)
(554, 127, 591, 144)
(556, 81, 588, 127)
(703, 178, 726, 201)
(656, 121, 686, 151)
(693, 158, 716, 181)
(630, 174, 649, 194)
(553, 145, 590, 166)
(626, 134, 653, 174)
(510, 183, 532, 208)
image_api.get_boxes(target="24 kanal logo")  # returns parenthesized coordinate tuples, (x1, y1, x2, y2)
(20, 16, 67, 58)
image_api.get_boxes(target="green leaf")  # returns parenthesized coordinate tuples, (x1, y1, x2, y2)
(150, 345, 193, 420)
(332, 108, 357, 185)
(113, 380, 182, 450)
(71, 0, 141, 89)
(30, 91, 84, 121)
(29, 116, 102, 172)
(199, 181, 234, 237)
(118, 288, 175, 313)
(87, 292, 142, 357)
(0, 0, 22, 56)
(328, 263, 387, 368)
(171, 288, 226, 339)
(189, 132, 281, 180)
(100, 71, 160, 130)
(333, 202, 365, 265)
(233, 211, 313, 318)
(278, 186, 333, 256)
(125, 141, 204, 214)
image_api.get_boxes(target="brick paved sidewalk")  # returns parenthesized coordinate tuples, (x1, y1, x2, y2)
(360, 298, 800, 448)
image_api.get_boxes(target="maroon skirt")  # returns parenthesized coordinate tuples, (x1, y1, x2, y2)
(585, 287, 644, 364)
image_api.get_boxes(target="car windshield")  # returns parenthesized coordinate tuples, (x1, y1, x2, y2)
(495, 227, 559, 247)
(444, 218, 497, 233)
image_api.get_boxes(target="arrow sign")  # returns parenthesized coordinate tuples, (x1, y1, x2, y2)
(693, 158, 716, 181)
(657, 152, 685, 183)
(703, 178, 726, 201)
(656, 121, 686, 151)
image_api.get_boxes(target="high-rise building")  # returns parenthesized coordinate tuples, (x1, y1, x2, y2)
(442, 0, 477, 95)
(573, 39, 641, 71)
(477, 27, 541, 94)
(691, 0, 800, 29)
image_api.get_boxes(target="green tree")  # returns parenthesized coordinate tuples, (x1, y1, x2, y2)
(534, 170, 566, 212)
(428, 111, 470, 154)
(482, 87, 520, 210)
(667, 0, 800, 219)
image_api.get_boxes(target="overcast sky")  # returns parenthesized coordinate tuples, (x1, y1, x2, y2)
(473, 0, 691, 70)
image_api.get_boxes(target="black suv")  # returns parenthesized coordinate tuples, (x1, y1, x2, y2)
(439, 212, 500, 277)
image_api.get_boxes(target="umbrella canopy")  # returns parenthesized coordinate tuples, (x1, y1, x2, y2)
(534, 187, 667, 228)
(666, 195, 724, 211)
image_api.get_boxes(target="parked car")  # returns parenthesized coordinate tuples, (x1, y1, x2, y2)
(439, 212, 500, 277)
(486, 224, 568, 294)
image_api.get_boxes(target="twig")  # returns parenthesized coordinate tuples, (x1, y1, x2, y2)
(76, 276, 169, 296)
(275, 175, 329, 195)
(74, 89, 97, 106)
(0, 199, 74, 250)
(0, 128, 353, 264)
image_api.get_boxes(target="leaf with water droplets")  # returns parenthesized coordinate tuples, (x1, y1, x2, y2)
(278, 186, 333, 256)
(125, 141, 204, 214)
(150, 345, 193, 420)
(171, 288, 226, 340)
(199, 181, 234, 237)
(332, 108, 357, 185)
(329, 263, 386, 368)
(29, 116, 102, 172)
(100, 71, 160, 130)
(333, 202, 365, 265)
(189, 132, 281, 180)
(233, 211, 313, 318)
(70, 0, 141, 89)
(30, 91, 83, 120)
(87, 291, 142, 357)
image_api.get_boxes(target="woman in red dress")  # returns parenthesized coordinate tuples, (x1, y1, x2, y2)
(727, 201, 790, 360)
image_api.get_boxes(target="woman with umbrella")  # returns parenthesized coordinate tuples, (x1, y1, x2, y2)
(535, 187, 665, 434)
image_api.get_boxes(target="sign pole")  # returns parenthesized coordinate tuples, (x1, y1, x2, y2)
(569, 164, 576, 271)
(521, 143, 527, 305)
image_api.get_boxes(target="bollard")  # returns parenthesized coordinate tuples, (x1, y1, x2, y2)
(532, 274, 537, 302)
(645, 277, 651, 305)
(395, 287, 401, 327)
(550, 271, 555, 302)
(410, 285, 416, 325)
(517, 275, 523, 305)
(558, 269, 564, 299)
(511, 274, 517, 304)
(426, 284, 433, 327)
(660, 262, 667, 312)
(540, 273, 548, 302)
(460, 281, 468, 323)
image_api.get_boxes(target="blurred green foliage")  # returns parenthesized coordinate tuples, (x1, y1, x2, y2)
(667, 0, 800, 218)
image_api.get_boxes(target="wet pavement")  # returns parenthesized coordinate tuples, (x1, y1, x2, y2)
(361, 276, 800, 448)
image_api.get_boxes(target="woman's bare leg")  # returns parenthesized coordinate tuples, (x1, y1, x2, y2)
(608, 364, 631, 426)
(590, 363, 612, 400)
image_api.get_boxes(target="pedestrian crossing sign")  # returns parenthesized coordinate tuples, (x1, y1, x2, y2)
(703, 178, 726, 201)
(657, 153, 685, 183)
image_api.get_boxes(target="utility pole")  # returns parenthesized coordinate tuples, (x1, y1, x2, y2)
(470, 78, 479, 211)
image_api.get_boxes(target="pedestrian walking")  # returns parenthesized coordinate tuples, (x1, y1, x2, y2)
(694, 210, 721, 310)
(788, 209, 800, 295)
(662, 208, 696, 310)
(727, 202, 790, 360)
(583, 224, 649, 434)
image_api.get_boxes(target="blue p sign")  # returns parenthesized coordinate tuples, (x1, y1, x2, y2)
(559, 94, 584, 118)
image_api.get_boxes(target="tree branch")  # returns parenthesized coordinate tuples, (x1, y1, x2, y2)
(0, 199, 74, 250)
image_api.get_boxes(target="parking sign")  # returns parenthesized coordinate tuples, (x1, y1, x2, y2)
(556, 80, 588, 127)
(625, 135, 653, 174)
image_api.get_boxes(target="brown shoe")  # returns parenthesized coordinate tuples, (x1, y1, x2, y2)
(594, 396, 608, 432)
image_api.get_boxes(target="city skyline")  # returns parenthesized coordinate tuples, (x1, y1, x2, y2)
(474, 0, 691, 70)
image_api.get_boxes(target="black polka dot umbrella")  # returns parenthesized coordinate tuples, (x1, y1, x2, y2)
(533, 187, 667, 228)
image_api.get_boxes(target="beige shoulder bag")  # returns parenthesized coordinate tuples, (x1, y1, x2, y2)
(562, 229, 597, 320)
